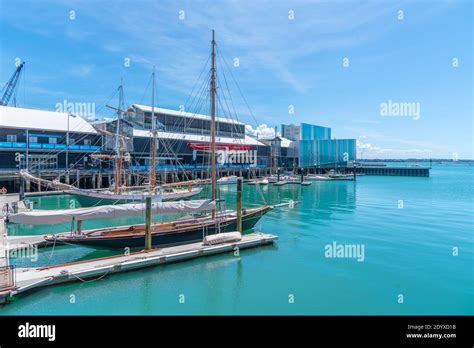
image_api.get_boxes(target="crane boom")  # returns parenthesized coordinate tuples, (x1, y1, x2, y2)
(0, 62, 25, 106)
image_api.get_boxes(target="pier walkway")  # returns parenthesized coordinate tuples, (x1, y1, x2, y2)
(1, 232, 277, 303)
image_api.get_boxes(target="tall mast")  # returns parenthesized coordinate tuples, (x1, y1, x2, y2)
(114, 82, 123, 194)
(150, 67, 157, 191)
(210, 30, 217, 219)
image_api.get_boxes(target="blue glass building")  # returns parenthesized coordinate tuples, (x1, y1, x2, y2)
(282, 123, 356, 167)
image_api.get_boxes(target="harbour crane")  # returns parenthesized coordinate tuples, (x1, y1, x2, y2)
(0, 61, 25, 106)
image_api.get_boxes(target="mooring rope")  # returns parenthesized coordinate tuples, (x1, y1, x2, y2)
(68, 268, 113, 283)
(47, 236, 57, 262)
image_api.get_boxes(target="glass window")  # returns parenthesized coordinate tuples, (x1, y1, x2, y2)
(84, 139, 91, 146)
(49, 137, 57, 144)
(22, 154, 58, 170)
(29, 136, 38, 143)
(7, 135, 17, 142)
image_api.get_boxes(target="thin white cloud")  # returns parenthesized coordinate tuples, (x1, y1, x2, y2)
(245, 124, 279, 138)
(68, 64, 94, 77)
(357, 139, 433, 159)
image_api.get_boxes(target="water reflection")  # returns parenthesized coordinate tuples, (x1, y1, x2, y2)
(7, 182, 356, 249)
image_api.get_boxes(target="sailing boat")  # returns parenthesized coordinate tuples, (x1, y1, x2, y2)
(72, 75, 203, 202)
(19, 78, 202, 203)
(8, 199, 271, 248)
(26, 205, 270, 248)
(10, 30, 273, 249)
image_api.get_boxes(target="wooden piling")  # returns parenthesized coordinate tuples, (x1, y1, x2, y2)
(236, 177, 242, 232)
(145, 196, 152, 250)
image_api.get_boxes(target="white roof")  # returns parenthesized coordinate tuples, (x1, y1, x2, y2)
(280, 137, 294, 148)
(0, 106, 97, 134)
(259, 136, 294, 148)
(131, 104, 244, 126)
(133, 129, 265, 146)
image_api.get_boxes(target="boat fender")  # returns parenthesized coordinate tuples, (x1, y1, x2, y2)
(203, 232, 242, 245)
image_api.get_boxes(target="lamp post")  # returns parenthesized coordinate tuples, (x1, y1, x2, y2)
(66, 113, 70, 171)
(25, 129, 29, 170)
(66, 113, 77, 171)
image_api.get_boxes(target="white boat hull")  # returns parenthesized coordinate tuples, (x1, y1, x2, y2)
(217, 176, 239, 185)
(69, 187, 202, 202)
(305, 175, 353, 181)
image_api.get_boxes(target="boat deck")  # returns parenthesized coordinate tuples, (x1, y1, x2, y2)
(1, 232, 277, 303)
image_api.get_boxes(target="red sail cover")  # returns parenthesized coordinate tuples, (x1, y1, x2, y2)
(187, 143, 251, 151)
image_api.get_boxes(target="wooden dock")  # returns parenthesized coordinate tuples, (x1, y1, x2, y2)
(1, 232, 277, 303)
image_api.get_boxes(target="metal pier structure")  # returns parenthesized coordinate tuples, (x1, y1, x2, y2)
(354, 166, 430, 177)
(309, 164, 431, 177)
(0, 231, 277, 304)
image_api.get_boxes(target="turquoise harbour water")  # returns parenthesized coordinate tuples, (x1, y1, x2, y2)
(2, 163, 473, 315)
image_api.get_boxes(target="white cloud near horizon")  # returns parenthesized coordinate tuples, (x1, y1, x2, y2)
(356, 139, 433, 159)
(245, 124, 279, 138)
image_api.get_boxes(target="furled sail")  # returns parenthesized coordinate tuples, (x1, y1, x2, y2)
(8, 199, 216, 225)
(19, 170, 75, 191)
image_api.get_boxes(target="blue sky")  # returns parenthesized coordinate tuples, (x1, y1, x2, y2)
(0, 0, 472, 159)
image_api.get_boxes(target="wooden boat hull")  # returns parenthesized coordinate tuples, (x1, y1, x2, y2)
(305, 175, 354, 181)
(46, 206, 271, 249)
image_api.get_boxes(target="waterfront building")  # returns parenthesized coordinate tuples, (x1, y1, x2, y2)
(92, 118, 134, 154)
(126, 104, 246, 138)
(0, 106, 102, 171)
(282, 122, 356, 167)
(123, 105, 270, 170)
(258, 135, 296, 169)
(0, 105, 360, 192)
